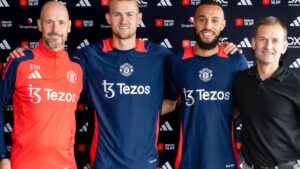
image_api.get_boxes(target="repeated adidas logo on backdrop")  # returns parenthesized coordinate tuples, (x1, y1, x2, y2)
(79, 122, 88, 132)
(0, 39, 11, 50)
(237, 0, 252, 6)
(161, 161, 173, 169)
(0, 0, 9, 7)
(157, 0, 172, 6)
(160, 39, 173, 49)
(290, 16, 300, 26)
(77, 39, 90, 49)
(160, 121, 173, 131)
(76, 0, 91, 7)
(138, 20, 146, 28)
(237, 37, 252, 48)
(289, 58, 300, 68)
(4, 123, 12, 133)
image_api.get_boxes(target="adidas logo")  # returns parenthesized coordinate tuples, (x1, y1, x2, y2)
(77, 39, 90, 49)
(0, 0, 9, 7)
(289, 58, 300, 68)
(237, 37, 252, 48)
(157, 0, 172, 6)
(138, 20, 146, 28)
(290, 16, 300, 27)
(83, 164, 90, 169)
(237, 0, 252, 5)
(28, 70, 42, 79)
(160, 38, 173, 49)
(160, 121, 173, 131)
(76, 0, 91, 7)
(0, 39, 11, 50)
(79, 122, 88, 132)
(4, 123, 12, 133)
(161, 161, 173, 169)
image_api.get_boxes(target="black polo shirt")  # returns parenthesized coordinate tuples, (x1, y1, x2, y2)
(233, 64, 300, 167)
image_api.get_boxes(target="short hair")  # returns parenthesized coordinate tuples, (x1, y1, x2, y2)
(253, 16, 287, 40)
(108, 0, 139, 12)
(194, 0, 224, 18)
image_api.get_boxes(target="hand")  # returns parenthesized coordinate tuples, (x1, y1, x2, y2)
(0, 159, 11, 169)
(7, 46, 29, 61)
(222, 41, 243, 55)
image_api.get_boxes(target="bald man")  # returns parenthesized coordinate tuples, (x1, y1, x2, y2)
(0, 1, 83, 169)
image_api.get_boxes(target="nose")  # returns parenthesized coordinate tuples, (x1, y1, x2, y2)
(265, 40, 273, 49)
(204, 20, 212, 29)
(52, 22, 59, 33)
(120, 15, 127, 24)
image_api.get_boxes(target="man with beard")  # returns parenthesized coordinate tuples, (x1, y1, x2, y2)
(0, 1, 83, 169)
(162, 1, 248, 169)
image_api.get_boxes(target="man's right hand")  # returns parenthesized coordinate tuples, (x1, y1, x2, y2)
(0, 159, 11, 169)
(7, 46, 29, 61)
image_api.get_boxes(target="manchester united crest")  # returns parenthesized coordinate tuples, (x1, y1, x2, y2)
(120, 63, 134, 77)
(67, 70, 77, 84)
(199, 68, 213, 82)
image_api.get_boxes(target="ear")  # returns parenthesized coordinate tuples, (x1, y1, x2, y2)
(281, 39, 288, 54)
(138, 12, 143, 24)
(251, 37, 256, 50)
(37, 19, 42, 32)
(221, 19, 226, 31)
(68, 20, 71, 33)
(105, 13, 111, 25)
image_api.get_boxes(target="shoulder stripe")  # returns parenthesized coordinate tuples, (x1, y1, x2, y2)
(217, 44, 229, 58)
(135, 39, 147, 53)
(182, 47, 194, 60)
(102, 38, 113, 52)
(2, 50, 34, 80)
(102, 38, 147, 53)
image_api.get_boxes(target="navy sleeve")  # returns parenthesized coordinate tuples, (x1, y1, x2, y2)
(73, 49, 89, 102)
(237, 53, 249, 71)
(0, 59, 18, 160)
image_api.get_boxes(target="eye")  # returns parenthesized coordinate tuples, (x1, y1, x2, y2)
(258, 37, 266, 42)
(127, 12, 133, 17)
(59, 21, 66, 25)
(212, 19, 219, 23)
(198, 18, 205, 23)
(45, 20, 52, 25)
(273, 39, 279, 44)
(112, 13, 121, 17)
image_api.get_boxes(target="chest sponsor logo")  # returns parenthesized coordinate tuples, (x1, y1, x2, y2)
(183, 88, 230, 106)
(120, 63, 134, 77)
(199, 68, 213, 82)
(28, 85, 77, 104)
(67, 70, 78, 84)
(101, 80, 150, 98)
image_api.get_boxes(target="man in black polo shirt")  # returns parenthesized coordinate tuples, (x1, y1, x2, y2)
(233, 16, 300, 169)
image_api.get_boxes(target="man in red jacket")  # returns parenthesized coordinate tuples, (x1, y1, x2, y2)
(0, 1, 83, 169)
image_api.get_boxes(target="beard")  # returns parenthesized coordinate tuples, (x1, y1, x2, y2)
(194, 29, 221, 50)
(43, 32, 65, 50)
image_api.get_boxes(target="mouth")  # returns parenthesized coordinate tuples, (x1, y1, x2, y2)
(200, 30, 215, 39)
(263, 50, 274, 55)
(119, 25, 129, 30)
